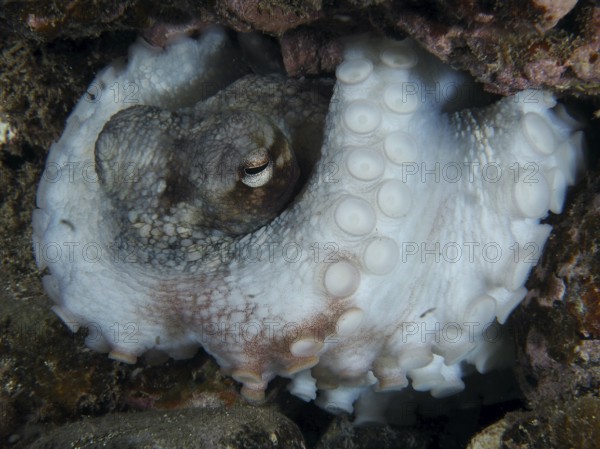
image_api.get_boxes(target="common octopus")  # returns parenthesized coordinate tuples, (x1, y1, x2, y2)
(32, 27, 585, 416)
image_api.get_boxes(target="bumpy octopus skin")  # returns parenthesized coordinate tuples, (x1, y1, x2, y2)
(32, 27, 585, 415)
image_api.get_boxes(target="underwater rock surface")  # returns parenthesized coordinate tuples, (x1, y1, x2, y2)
(1, 0, 599, 96)
(514, 167, 600, 404)
(25, 406, 305, 449)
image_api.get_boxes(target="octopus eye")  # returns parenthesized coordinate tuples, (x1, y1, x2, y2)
(241, 149, 273, 187)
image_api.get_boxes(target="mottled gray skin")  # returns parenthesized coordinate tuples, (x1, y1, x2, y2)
(95, 74, 332, 269)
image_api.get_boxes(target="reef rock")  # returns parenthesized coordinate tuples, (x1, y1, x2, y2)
(513, 167, 600, 405)
(25, 406, 305, 449)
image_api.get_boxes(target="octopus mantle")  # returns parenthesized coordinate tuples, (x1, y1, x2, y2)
(32, 28, 585, 415)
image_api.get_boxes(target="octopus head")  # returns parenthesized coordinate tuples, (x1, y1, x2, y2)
(95, 105, 299, 239)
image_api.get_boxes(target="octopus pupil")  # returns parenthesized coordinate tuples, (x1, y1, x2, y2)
(244, 162, 269, 175)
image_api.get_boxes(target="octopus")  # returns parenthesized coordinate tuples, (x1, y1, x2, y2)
(32, 26, 585, 417)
